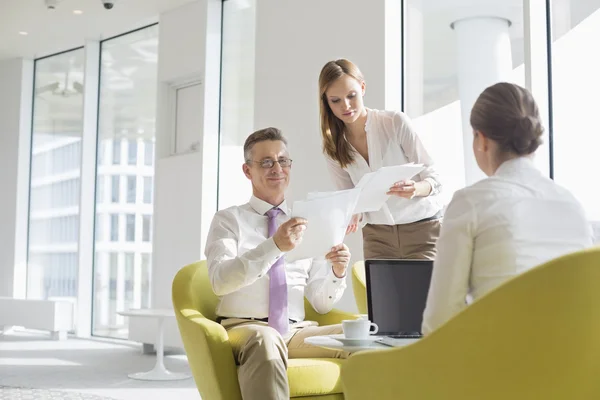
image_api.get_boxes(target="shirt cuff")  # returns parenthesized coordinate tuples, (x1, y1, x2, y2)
(329, 265, 348, 284)
(423, 177, 440, 196)
(263, 237, 284, 263)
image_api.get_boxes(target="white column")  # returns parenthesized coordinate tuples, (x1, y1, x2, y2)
(76, 40, 100, 337)
(152, 0, 222, 309)
(0, 58, 33, 299)
(384, 0, 403, 112)
(453, 17, 513, 185)
(404, 0, 424, 117)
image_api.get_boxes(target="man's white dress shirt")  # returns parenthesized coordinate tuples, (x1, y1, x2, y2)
(204, 196, 347, 322)
(326, 108, 443, 225)
(422, 157, 593, 334)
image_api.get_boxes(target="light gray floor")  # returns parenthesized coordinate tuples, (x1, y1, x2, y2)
(0, 330, 200, 400)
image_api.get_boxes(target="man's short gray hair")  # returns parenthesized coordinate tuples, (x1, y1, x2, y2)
(243, 127, 288, 162)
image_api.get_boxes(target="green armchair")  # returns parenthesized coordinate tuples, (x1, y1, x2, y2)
(172, 260, 358, 400)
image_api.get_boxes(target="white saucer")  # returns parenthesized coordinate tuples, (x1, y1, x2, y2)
(329, 334, 380, 347)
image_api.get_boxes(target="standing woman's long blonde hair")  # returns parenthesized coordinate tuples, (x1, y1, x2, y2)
(319, 59, 364, 168)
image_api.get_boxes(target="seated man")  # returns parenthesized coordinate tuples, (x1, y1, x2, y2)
(205, 127, 350, 400)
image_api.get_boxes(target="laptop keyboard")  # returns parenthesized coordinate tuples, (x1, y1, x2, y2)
(388, 332, 423, 339)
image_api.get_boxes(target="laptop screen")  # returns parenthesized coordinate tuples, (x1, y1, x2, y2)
(365, 259, 433, 335)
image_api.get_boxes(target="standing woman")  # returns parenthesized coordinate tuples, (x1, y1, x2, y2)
(319, 59, 443, 260)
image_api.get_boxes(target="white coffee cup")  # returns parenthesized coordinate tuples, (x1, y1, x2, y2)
(342, 319, 378, 339)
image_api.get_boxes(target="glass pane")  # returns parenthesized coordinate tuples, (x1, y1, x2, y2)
(551, 0, 600, 221)
(128, 139, 137, 165)
(141, 253, 152, 308)
(111, 176, 120, 203)
(110, 214, 119, 241)
(92, 24, 159, 339)
(142, 215, 152, 242)
(218, 0, 256, 210)
(95, 214, 104, 241)
(126, 176, 136, 203)
(143, 176, 153, 204)
(124, 253, 135, 304)
(126, 214, 136, 242)
(112, 139, 121, 165)
(405, 1, 526, 202)
(27, 49, 84, 323)
(144, 140, 154, 166)
(96, 176, 105, 203)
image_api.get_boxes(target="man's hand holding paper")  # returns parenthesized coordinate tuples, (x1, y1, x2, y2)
(273, 217, 307, 252)
(326, 243, 351, 278)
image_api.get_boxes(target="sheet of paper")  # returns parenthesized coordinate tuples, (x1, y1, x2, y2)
(354, 164, 425, 213)
(286, 188, 360, 262)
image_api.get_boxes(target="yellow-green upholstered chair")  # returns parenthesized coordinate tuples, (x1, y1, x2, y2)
(351, 261, 367, 314)
(342, 247, 600, 400)
(172, 260, 358, 400)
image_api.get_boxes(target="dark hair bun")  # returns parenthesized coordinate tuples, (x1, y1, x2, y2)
(510, 115, 543, 155)
(470, 82, 545, 156)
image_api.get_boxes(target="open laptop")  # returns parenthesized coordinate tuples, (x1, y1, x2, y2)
(365, 259, 433, 347)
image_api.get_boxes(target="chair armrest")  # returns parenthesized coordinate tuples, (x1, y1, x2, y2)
(175, 308, 242, 400)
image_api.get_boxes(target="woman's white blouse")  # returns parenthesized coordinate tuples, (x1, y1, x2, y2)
(326, 108, 443, 225)
(422, 157, 594, 334)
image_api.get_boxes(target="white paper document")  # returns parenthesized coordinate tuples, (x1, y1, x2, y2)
(286, 188, 360, 262)
(354, 164, 425, 213)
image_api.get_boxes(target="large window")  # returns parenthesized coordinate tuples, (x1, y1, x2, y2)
(27, 49, 85, 312)
(404, 0, 527, 204)
(551, 0, 600, 221)
(93, 25, 158, 338)
(218, 0, 256, 210)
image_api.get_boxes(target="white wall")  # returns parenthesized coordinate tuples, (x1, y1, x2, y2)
(0, 58, 33, 299)
(151, 0, 221, 308)
(252, 0, 401, 312)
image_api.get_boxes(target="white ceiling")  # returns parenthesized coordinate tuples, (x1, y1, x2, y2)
(0, 0, 195, 60)
(4, 0, 599, 133)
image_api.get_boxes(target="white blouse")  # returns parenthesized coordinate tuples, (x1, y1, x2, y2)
(422, 157, 594, 334)
(326, 108, 443, 225)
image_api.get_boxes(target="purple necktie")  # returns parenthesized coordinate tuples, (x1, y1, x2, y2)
(266, 208, 289, 335)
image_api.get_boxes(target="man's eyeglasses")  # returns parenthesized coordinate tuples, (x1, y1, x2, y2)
(246, 158, 293, 169)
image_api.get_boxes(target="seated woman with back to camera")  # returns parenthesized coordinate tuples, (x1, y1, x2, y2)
(422, 82, 594, 335)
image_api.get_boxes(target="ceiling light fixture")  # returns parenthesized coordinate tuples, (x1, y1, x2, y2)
(19, 31, 28, 36)
(73, 9, 83, 14)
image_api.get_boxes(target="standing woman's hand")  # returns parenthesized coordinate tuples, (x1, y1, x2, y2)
(346, 214, 362, 234)
(388, 180, 432, 198)
(388, 180, 417, 199)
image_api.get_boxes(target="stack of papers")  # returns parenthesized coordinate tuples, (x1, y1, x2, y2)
(286, 164, 424, 261)
(354, 163, 425, 213)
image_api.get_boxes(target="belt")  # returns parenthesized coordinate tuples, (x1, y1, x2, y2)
(216, 316, 297, 324)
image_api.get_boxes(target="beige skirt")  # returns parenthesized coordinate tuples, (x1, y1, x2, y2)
(362, 216, 441, 260)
